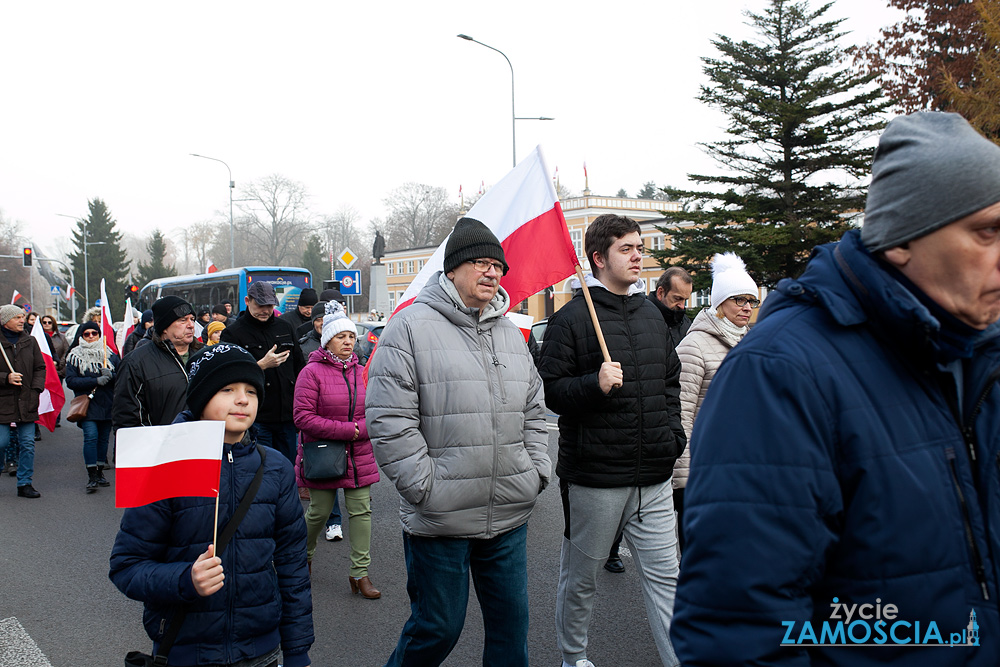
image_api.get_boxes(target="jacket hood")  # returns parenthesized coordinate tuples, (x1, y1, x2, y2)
(412, 271, 510, 327)
(688, 307, 746, 349)
(569, 272, 646, 296)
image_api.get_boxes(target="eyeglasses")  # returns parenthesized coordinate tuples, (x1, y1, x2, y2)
(467, 259, 505, 274)
(730, 296, 761, 309)
(81, 331, 101, 339)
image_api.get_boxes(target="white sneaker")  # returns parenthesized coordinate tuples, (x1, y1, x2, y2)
(325, 524, 343, 541)
(562, 661, 595, 667)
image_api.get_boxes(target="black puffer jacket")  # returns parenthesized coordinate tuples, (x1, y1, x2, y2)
(112, 333, 198, 430)
(539, 280, 686, 487)
(646, 292, 691, 351)
(220, 311, 304, 423)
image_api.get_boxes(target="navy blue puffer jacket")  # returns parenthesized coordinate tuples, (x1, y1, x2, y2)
(109, 414, 313, 667)
(672, 230, 1000, 666)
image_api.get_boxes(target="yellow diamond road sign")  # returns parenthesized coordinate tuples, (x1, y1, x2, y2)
(338, 248, 357, 269)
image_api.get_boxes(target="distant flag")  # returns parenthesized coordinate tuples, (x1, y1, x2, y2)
(583, 161, 588, 179)
(206, 259, 218, 274)
(583, 161, 589, 192)
(459, 184, 464, 210)
(115, 421, 225, 508)
(479, 180, 485, 196)
(11, 290, 22, 305)
(391, 145, 578, 316)
(99, 279, 120, 356)
(117, 297, 135, 354)
(65, 284, 76, 301)
(30, 319, 65, 433)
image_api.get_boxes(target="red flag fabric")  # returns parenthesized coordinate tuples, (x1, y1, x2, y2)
(65, 284, 76, 301)
(206, 259, 218, 274)
(99, 279, 120, 356)
(117, 297, 135, 354)
(11, 290, 22, 305)
(30, 319, 65, 433)
(392, 145, 579, 316)
(115, 421, 225, 508)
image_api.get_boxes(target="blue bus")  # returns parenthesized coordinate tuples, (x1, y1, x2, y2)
(137, 267, 313, 315)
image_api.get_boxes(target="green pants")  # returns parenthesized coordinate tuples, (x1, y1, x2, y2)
(305, 486, 372, 577)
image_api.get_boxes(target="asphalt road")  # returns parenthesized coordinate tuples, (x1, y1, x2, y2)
(1, 408, 664, 667)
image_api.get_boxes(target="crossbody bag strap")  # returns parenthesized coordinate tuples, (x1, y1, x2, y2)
(151, 444, 268, 666)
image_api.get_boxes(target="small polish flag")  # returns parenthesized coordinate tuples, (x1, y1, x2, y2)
(99, 279, 120, 356)
(30, 319, 65, 433)
(206, 259, 218, 274)
(11, 290, 22, 305)
(117, 298, 135, 354)
(115, 421, 226, 508)
(65, 284, 76, 301)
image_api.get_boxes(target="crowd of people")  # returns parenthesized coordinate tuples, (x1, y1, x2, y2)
(5, 110, 1000, 666)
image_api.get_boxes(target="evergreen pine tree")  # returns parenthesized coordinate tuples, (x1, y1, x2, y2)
(301, 234, 330, 285)
(653, 0, 890, 291)
(135, 229, 177, 288)
(66, 198, 130, 312)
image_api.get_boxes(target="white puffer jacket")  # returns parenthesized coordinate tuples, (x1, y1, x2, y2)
(673, 308, 747, 489)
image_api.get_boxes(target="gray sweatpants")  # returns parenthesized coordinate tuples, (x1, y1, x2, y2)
(555, 479, 680, 667)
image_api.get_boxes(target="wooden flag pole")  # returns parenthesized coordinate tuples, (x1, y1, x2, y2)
(574, 265, 613, 364)
(213, 490, 221, 551)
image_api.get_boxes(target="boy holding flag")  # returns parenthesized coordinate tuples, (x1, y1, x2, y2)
(109, 342, 313, 667)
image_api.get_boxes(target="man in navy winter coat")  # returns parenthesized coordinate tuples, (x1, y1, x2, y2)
(671, 113, 1000, 666)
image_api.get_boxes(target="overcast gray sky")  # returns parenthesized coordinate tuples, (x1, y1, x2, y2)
(2, 0, 901, 256)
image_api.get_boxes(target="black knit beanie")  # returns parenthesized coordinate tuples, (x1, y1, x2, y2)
(443, 217, 508, 275)
(186, 343, 265, 418)
(140, 309, 154, 326)
(152, 296, 195, 334)
(298, 288, 318, 307)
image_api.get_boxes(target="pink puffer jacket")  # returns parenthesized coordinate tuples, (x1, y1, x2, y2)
(293, 348, 380, 490)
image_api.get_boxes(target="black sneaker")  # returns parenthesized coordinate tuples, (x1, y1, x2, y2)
(17, 484, 40, 499)
(604, 556, 625, 574)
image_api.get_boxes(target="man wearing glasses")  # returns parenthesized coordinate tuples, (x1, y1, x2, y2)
(539, 214, 686, 667)
(672, 113, 1000, 665)
(368, 217, 550, 667)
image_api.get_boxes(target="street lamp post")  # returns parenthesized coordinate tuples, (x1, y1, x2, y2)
(458, 35, 554, 168)
(190, 154, 235, 267)
(56, 213, 101, 311)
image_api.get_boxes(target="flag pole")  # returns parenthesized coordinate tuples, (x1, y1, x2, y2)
(213, 490, 220, 550)
(574, 265, 612, 364)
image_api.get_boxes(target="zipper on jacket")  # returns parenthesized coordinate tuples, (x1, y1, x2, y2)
(343, 365, 360, 488)
(946, 447, 989, 600)
(477, 325, 500, 534)
(225, 445, 237, 662)
(621, 296, 645, 502)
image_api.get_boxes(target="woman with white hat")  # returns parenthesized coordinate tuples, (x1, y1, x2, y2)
(673, 252, 759, 551)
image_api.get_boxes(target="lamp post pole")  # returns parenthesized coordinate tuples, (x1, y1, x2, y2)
(190, 154, 235, 267)
(458, 34, 517, 168)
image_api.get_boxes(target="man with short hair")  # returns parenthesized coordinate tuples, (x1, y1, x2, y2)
(540, 214, 685, 667)
(651, 267, 693, 348)
(0, 305, 46, 498)
(672, 112, 1000, 665)
(281, 288, 318, 331)
(113, 296, 200, 430)
(211, 304, 229, 323)
(220, 281, 304, 462)
(368, 216, 550, 667)
(222, 299, 237, 326)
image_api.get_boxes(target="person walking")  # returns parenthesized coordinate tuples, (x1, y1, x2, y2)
(672, 253, 757, 551)
(367, 217, 550, 667)
(65, 321, 118, 493)
(0, 305, 46, 498)
(293, 302, 380, 596)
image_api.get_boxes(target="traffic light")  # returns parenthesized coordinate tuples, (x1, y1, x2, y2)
(126, 285, 139, 301)
(22, 247, 32, 267)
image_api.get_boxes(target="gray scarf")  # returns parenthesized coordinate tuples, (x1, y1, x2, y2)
(67, 338, 105, 375)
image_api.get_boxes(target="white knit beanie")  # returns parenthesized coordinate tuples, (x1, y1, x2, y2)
(321, 301, 356, 348)
(709, 253, 758, 310)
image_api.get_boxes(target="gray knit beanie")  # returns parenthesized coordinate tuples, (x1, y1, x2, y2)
(0, 305, 24, 326)
(862, 112, 1000, 252)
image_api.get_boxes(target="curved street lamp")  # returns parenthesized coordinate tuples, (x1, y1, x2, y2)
(190, 153, 235, 267)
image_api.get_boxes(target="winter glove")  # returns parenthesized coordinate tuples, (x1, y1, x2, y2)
(99, 366, 113, 378)
(96, 374, 111, 386)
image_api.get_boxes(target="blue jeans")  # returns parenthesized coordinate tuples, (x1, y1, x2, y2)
(0, 422, 36, 487)
(384, 523, 530, 667)
(81, 419, 112, 467)
(254, 421, 297, 463)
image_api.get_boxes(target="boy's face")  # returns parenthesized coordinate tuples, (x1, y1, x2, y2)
(201, 382, 258, 443)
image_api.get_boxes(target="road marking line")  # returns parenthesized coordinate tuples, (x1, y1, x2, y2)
(0, 617, 54, 667)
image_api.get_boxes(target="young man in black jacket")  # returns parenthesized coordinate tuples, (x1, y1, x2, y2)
(219, 281, 304, 462)
(539, 214, 685, 667)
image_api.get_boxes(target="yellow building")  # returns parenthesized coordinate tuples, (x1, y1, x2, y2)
(383, 195, 693, 323)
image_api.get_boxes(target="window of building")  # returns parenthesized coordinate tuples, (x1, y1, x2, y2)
(649, 234, 664, 251)
(571, 229, 583, 259)
(417, 259, 424, 271)
(406, 260, 414, 274)
(696, 289, 711, 307)
(389, 292, 396, 311)
(386, 262, 394, 276)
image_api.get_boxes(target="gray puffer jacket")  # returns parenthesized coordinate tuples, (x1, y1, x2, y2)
(673, 308, 747, 489)
(366, 272, 550, 539)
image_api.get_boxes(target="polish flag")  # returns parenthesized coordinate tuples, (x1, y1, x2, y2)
(99, 279, 120, 356)
(30, 319, 65, 433)
(65, 284, 76, 301)
(206, 259, 218, 274)
(116, 297, 135, 354)
(391, 145, 579, 316)
(115, 421, 225, 508)
(505, 311, 534, 343)
(11, 290, 22, 305)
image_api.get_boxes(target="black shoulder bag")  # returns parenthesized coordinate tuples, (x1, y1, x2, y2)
(124, 445, 268, 667)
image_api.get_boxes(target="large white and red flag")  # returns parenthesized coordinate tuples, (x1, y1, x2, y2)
(116, 297, 135, 354)
(99, 279, 120, 356)
(115, 421, 225, 508)
(392, 145, 578, 315)
(30, 319, 65, 433)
